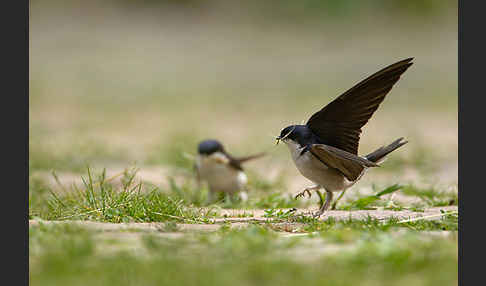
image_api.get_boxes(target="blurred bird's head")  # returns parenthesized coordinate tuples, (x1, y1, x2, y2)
(197, 139, 225, 156)
(196, 139, 231, 165)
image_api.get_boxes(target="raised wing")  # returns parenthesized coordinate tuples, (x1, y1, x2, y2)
(309, 144, 379, 181)
(306, 58, 413, 155)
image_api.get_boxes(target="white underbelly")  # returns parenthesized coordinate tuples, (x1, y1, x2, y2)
(196, 157, 247, 193)
(288, 143, 354, 192)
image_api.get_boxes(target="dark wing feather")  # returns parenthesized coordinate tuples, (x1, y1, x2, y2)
(234, 153, 265, 164)
(309, 144, 379, 181)
(306, 58, 413, 155)
(225, 152, 265, 171)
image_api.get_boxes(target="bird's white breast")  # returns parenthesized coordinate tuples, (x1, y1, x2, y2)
(284, 140, 353, 192)
(195, 152, 247, 193)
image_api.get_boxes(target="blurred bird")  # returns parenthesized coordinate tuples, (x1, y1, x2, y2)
(195, 139, 264, 203)
(275, 58, 413, 217)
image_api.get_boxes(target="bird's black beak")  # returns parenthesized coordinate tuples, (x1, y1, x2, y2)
(275, 136, 281, 145)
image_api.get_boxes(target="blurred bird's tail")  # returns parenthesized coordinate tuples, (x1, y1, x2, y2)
(365, 138, 408, 164)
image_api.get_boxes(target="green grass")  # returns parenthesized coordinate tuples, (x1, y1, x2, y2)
(258, 210, 458, 233)
(334, 183, 458, 212)
(401, 185, 458, 207)
(30, 167, 458, 226)
(30, 223, 457, 286)
(301, 214, 458, 233)
(29, 166, 312, 222)
(338, 184, 403, 210)
(29, 165, 458, 286)
(30, 167, 213, 223)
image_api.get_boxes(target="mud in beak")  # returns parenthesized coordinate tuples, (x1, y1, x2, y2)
(275, 136, 281, 145)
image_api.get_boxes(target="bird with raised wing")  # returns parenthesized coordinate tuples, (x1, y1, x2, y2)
(275, 58, 413, 217)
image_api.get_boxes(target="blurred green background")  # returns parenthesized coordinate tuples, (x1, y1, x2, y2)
(30, 0, 457, 191)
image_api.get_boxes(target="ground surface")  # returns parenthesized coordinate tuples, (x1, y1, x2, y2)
(29, 205, 457, 238)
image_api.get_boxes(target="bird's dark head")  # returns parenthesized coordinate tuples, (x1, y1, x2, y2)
(276, 125, 316, 147)
(197, 139, 225, 156)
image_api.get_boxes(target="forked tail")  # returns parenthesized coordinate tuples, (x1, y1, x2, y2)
(365, 137, 408, 163)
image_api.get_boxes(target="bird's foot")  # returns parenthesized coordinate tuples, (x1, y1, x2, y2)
(294, 189, 312, 199)
(312, 209, 325, 218)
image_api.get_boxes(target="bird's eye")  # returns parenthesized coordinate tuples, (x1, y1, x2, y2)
(279, 126, 295, 140)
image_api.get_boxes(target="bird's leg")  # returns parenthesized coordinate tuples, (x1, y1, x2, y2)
(331, 189, 347, 210)
(295, 185, 321, 199)
(301, 190, 325, 217)
(313, 190, 333, 218)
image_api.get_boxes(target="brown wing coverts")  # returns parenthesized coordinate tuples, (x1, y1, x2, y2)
(309, 144, 379, 181)
(306, 58, 413, 155)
